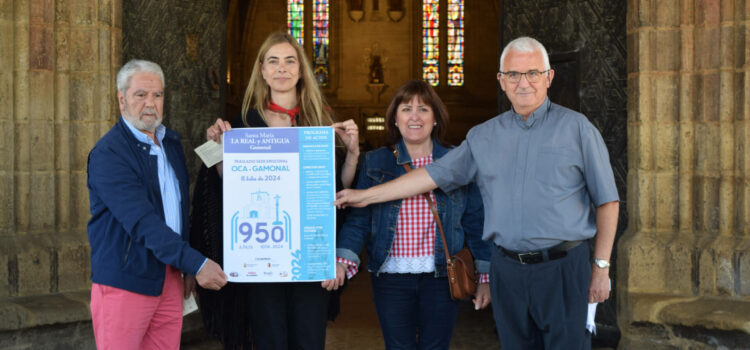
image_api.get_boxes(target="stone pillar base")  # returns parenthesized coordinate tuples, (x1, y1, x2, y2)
(617, 231, 750, 349)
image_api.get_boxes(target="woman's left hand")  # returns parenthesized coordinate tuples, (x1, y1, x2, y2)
(332, 119, 360, 156)
(473, 283, 491, 310)
(321, 263, 347, 291)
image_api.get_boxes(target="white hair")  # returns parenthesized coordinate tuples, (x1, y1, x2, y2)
(116, 59, 165, 94)
(499, 36, 551, 72)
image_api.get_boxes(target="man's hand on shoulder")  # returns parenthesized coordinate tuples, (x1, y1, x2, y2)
(196, 259, 228, 290)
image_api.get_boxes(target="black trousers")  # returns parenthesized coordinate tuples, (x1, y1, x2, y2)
(490, 242, 592, 350)
(247, 282, 330, 350)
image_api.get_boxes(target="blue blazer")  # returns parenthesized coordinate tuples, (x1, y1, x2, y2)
(87, 117, 205, 296)
(336, 138, 491, 277)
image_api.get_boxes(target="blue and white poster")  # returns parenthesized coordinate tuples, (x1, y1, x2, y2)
(222, 127, 336, 282)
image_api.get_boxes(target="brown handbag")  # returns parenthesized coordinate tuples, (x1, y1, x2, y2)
(397, 153, 478, 300)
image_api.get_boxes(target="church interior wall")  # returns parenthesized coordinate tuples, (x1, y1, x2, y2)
(227, 0, 500, 148)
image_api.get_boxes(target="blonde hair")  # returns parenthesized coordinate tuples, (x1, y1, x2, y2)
(241, 32, 334, 127)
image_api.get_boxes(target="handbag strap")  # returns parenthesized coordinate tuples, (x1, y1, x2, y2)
(393, 149, 453, 265)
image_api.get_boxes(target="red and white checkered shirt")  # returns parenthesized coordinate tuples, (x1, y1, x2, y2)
(338, 155, 488, 283)
(378, 155, 436, 273)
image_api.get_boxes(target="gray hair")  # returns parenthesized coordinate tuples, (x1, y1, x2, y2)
(499, 36, 551, 72)
(116, 59, 165, 94)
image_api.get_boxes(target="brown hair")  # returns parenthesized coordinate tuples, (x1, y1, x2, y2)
(241, 31, 334, 127)
(384, 79, 449, 146)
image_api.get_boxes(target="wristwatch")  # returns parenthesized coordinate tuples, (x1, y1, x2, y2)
(593, 258, 610, 269)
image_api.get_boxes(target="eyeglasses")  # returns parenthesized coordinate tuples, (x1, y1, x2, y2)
(499, 70, 549, 83)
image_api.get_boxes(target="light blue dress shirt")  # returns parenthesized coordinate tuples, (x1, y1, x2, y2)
(426, 98, 619, 251)
(122, 117, 182, 236)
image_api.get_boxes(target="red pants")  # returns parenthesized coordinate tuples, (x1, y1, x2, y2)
(90, 265, 183, 350)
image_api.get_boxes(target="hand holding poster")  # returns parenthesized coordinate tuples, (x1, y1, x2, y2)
(222, 127, 336, 282)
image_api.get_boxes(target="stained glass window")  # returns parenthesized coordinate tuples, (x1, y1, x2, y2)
(422, 0, 440, 86)
(287, 0, 330, 86)
(447, 0, 464, 86)
(422, 0, 464, 87)
(287, 0, 304, 45)
(312, 0, 329, 86)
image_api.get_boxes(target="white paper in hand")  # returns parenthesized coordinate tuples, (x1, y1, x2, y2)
(194, 140, 223, 168)
(183, 294, 198, 316)
(586, 278, 611, 334)
(586, 303, 598, 334)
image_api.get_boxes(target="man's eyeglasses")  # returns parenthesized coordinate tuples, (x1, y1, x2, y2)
(499, 70, 549, 83)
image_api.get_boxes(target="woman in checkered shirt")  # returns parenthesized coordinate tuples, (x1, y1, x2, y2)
(322, 80, 493, 349)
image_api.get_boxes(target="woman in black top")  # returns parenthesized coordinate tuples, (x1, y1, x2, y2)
(190, 31, 359, 349)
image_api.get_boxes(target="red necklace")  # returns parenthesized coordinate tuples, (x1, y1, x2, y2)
(267, 101, 300, 126)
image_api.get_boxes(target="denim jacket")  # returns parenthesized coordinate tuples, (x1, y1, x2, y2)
(336, 138, 490, 277)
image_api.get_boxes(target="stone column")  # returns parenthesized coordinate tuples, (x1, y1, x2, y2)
(619, 0, 750, 348)
(0, 0, 120, 342)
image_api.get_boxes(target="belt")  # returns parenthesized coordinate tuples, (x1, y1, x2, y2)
(499, 240, 583, 264)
